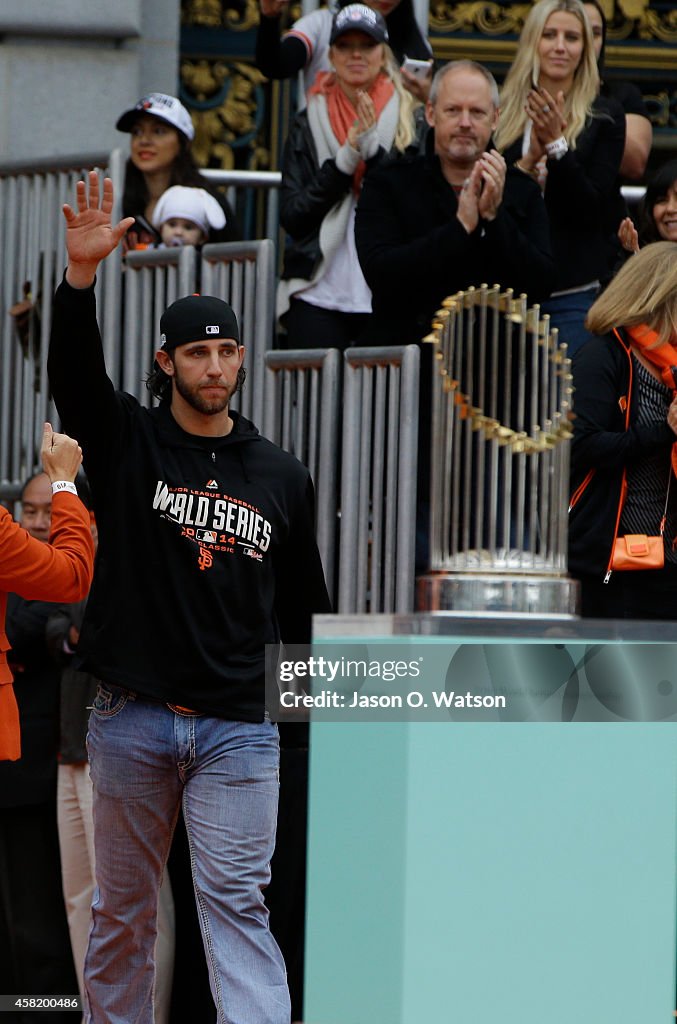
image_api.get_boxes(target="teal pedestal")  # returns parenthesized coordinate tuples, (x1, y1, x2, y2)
(305, 722, 677, 1023)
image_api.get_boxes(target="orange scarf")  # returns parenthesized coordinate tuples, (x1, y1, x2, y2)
(625, 323, 677, 477)
(308, 71, 394, 194)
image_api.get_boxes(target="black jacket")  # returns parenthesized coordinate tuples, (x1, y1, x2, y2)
(0, 596, 61, 807)
(503, 97, 626, 293)
(355, 130, 556, 346)
(279, 109, 389, 285)
(48, 280, 331, 719)
(47, 600, 98, 764)
(568, 328, 675, 579)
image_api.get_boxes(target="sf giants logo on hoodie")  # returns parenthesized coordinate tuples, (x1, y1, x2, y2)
(152, 480, 272, 569)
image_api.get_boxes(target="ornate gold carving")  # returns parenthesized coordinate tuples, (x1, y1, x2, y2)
(643, 90, 671, 128)
(182, 59, 231, 100)
(181, 59, 269, 169)
(642, 7, 677, 43)
(427, 0, 677, 46)
(429, 1, 531, 35)
(182, 0, 260, 32)
(223, 0, 260, 32)
(182, 0, 225, 27)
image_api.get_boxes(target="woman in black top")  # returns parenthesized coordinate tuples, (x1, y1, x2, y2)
(495, 0, 625, 357)
(583, 0, 651, 181)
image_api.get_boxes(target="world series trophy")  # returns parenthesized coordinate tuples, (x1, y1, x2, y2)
(416, 284, 580, 617)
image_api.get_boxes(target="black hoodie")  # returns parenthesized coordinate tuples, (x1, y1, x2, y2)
(48, 279, 331, 719)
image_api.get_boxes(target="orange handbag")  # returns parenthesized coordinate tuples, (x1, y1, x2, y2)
(610, 467, 670, 571)
(610, 533, 664, 571)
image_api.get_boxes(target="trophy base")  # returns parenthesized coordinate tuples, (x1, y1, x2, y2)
(416, 572, 580, 619)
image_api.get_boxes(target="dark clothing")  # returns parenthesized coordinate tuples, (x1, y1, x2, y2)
(601, 82, 650, 273)
(280, 109, 356, 283)
(281, 297, 371, 351)
(46, 600, 98, 764)
(0, 596, 79, 1019)
(208, 191, 240, 245)
(577, 567, 677, 620)
(0, 597, 61, 807)
(604, 80, 649, 120)
(355, 130, 555, 346)
(279, 108, 388, 284)
(0, 804, 79, 1022)
(48, 279, 331, 720)
(568, 327, 675, 581)
(619, 359, 677, 558)
(503, 97, 626, 295)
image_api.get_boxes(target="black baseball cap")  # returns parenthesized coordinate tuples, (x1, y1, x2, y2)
(330, 3, 388, 44)
(159, 295, 240, 351)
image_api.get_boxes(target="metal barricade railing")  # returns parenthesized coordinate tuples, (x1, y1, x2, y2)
(0, 152, 113, 495)
(263, 348, 341, 598)
(200, 241, 276, 430)
(426, 285, 573, 575)
(121, 246, 198, 402)
(338, 346, 420, 615)
(200, 168, 281, 249)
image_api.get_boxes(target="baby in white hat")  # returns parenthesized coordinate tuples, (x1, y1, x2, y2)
(152, 185, 227, 247)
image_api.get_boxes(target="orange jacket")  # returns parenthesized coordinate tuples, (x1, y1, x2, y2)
(0, 491, 95, 760)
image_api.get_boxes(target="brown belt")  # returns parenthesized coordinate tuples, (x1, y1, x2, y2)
(167, 703, 203, 716)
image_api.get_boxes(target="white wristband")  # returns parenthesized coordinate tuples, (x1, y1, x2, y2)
(545, 136, 568, 160)
(51, 480, 78, 495)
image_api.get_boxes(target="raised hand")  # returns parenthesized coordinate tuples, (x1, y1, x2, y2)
(618, 216, 640, 255)
(526, 86, 566, 146)
(40, 422, 83, 483)
(456, 160, 483, 235)
(347, 91, 377, 150)
(400, 65, 432, 104)
(63, 171, 134, 288)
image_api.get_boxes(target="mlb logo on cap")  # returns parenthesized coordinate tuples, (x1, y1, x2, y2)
(159, 295, 240, 350)
(330, 3, 388, 44)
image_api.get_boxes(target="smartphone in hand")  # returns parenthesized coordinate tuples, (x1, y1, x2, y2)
(401, 56, 432, 80)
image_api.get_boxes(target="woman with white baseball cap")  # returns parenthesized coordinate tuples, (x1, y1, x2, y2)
(115, 92, 238, 249)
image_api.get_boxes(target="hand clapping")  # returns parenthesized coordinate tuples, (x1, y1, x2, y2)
(347, 91, 377, 152)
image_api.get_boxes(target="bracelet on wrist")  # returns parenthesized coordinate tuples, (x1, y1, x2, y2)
(51, 480, 78, 496)
(515, 161, 538, 178)
(545, 136, 568, 160)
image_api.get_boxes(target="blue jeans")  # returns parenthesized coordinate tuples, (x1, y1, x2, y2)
(541, 288, 599, 359)
(84, 684, 289, 1024)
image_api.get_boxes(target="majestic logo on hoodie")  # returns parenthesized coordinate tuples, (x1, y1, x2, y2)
(152, 479, 272, 569)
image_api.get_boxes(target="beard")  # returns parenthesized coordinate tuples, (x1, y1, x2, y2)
(173, 370, 236, 416)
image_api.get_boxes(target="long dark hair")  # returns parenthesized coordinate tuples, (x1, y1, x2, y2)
(638, 159, 677, 245)
(121, 126, 239, 241)
(122, 134, 209, 219)
(584, 0, 607, 81)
